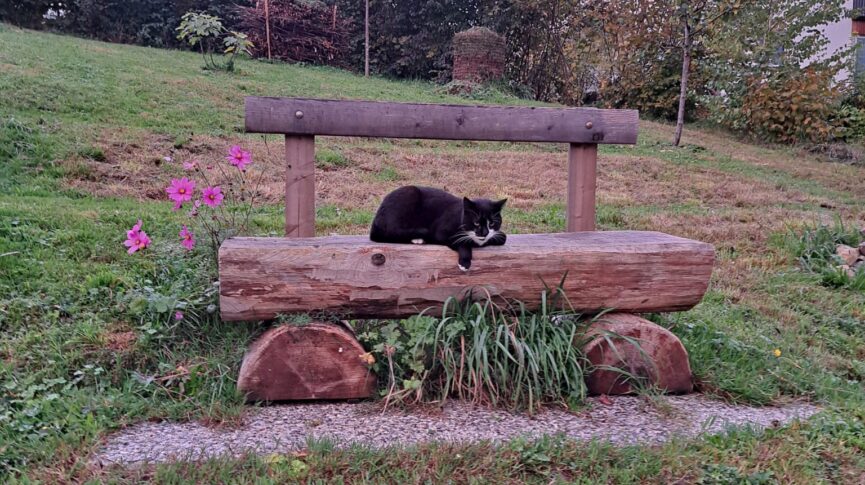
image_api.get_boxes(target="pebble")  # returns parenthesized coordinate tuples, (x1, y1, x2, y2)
(93, 395, 820, 466)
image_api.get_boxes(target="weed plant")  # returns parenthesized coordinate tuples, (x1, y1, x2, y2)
(781, 219, 864, 290)
(356, 283, 638, 412)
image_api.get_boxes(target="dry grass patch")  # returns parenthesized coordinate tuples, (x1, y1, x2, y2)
(645, 120, 865, 201)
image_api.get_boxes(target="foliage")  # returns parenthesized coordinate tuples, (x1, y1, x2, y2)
(355, 286, 623, 412)
(703, 0, 848, 142)
(236, 0, 351, 65)
(833, 78, 865, 142)
(829, 105, 865, 143)
(0, 0, 58, 29)
(585, 1, 699, 119)
(177, 12, 253, 71)
(159, 145, 264, 258)
(331, 0, 511, 80)
(739, 69, 840, 144)
(1, 1, 253, 48)
(781, 221, 865, 290)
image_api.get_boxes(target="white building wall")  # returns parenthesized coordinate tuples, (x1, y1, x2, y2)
(817, 0, 854, 81)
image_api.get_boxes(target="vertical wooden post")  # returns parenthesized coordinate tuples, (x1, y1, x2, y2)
(285, 135, 315, 237)
(364, 0, 370, 76)
(264, 0, 272, 60)
(567, 143, 598, 232)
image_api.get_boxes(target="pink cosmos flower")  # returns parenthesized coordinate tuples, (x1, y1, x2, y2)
(183, 160, 198, 171)
(127, 219, 143, 239)
(166, 177, 196, 209)
(174, 311, 184, 320)
(179, 225, 195, 250)
(123, 220, 152, 254)
(226, 145, 252, 170)
(202, 186, 224, 207)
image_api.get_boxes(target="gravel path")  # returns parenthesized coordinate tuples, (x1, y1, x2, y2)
(94, 395, 819, 465)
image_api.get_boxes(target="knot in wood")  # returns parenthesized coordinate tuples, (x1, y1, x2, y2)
(371, 252, 386, 266)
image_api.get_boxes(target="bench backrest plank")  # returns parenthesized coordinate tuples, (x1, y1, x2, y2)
(246, 97, 638, 144)
(242, 97, 639, 237)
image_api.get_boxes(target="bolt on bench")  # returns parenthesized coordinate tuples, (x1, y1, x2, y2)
(219, 97, 715, 401)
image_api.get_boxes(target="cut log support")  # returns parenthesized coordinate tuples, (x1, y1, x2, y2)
(582, 313, 693, 395)
(238, 323, 377, 401)
(219, 231, 715, 321)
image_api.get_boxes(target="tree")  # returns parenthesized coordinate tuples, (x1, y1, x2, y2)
(585, 1, 706, 117)
(702, 0, 848, 142)
(670, 0, 747, 146)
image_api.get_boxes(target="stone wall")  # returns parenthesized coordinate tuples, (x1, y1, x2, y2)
(452, 27, 506, 83)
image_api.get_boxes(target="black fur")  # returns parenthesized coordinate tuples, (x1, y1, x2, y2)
(369, 186, 507, 270)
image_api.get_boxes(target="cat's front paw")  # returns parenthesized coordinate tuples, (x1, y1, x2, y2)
(411, 238, 424, 245)
(458, 259, 471, 272)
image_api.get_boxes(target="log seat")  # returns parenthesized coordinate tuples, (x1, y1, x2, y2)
(219, 231, 715, 322)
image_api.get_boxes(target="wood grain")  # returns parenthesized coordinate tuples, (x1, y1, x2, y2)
(567, 143, 597, 232)
(238, 323, 377, 401)
(245, 97, 638, 144)
(583, 313, 693, 395)
(285, 135, 315, 237)
(219, 231, 715, 321)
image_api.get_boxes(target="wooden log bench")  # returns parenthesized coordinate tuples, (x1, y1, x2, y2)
(220, 97, 715, 401)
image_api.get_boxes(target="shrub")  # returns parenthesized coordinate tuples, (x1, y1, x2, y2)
(1, 1, 252, 48)
(176, 12, 253, 71)
(739, 69, 839, 144)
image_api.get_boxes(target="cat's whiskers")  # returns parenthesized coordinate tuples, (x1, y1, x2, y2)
(451, 231, 475, 245)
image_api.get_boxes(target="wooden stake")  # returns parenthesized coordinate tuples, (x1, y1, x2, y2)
(364, 0, 369, 76)
(567, 143, 598, 232)
(264, 0, 272, 60)
(285, 135, 315, 237)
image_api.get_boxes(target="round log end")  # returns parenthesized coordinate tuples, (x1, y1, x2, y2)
(238, 323, 377, 402)
(582, 313, 693, 395)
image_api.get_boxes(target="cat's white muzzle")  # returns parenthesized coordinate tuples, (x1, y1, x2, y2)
(470, 229, 497, 246)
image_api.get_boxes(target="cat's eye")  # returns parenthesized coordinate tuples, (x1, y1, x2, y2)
(474, 222, 480, 227)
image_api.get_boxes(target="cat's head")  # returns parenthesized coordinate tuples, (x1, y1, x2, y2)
(462, 197, 507, 245)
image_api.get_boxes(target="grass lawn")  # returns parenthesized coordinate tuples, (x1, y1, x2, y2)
(2, 23, 865, 483)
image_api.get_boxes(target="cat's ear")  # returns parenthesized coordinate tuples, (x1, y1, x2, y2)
(463, 197, 478, 212)
(493, 198, 508, 212)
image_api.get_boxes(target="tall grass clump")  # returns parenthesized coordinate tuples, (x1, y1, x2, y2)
(357, 285, 601, 413)
(780, 220, 865, 290)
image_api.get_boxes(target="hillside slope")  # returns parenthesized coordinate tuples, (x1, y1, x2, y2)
(2, 25, 865, 482)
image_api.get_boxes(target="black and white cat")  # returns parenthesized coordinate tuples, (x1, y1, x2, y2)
(370, 186, 507, 271)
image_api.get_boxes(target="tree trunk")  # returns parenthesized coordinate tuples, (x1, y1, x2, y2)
(364, 0, 369, 77)
(673, 13, 691, 146)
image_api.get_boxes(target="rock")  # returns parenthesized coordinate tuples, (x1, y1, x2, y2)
(837, 245, 860, 266)
(582, 313, 693, 395)
(238, 323, 377, 402)
(859, 242, 865, 257)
